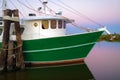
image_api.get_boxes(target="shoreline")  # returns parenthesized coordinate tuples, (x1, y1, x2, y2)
(99, 34, 120, 42)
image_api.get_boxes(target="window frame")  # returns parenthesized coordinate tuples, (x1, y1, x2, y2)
(51, 20, 56, 29)
(58, 20, 62, 29)
(42, 20, 49, 29)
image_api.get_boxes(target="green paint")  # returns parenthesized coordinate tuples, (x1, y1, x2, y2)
(23, 31, 103, 62)
(23, 43, 94, 61)
(0, 31, 103, 62)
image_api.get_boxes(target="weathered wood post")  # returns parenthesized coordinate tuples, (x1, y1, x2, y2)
(13, 9, 25, 69)
(0, 9, 25, 72)
(1, 9, 12, 72)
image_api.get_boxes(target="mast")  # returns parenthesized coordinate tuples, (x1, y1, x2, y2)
(42, 0, 48, 14)
(3, 0, 7, 10)
(2, 0, 7, 17)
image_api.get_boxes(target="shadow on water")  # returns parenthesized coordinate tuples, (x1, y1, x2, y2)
(0, 63, 94, 80)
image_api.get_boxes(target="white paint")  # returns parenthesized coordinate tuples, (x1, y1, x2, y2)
(22, 19, 66, 40)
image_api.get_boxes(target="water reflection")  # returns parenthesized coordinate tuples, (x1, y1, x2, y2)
(86, 41, 120, 80)
(0, 63, 94, 80)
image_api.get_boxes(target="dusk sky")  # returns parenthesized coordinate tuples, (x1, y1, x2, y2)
(0, 0, 120, 33)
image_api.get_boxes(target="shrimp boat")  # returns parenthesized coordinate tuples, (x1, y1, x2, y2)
(0, 0, 110, 67)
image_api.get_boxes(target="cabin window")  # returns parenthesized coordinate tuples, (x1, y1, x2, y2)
(42, 20, 49, 29)
(0, 29, 2, 35)
(58, 20, 62, 29)
(0, 21, 2, 25)
(51, 20, 56, 29)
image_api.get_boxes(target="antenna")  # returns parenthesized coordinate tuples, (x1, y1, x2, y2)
(42, 0, 48, 14)
(3, 0, 7, 10)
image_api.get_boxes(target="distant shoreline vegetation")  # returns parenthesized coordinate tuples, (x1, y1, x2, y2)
(99, 34, 120, 42)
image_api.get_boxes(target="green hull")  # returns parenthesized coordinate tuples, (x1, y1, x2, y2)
(0, 31, 103, 64)
(22, 31, 103, 63)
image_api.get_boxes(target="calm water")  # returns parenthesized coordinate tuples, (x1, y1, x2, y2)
(0, 64, 94, 80)
(0, 41, 120, 80)
(86, 41, 120, 80)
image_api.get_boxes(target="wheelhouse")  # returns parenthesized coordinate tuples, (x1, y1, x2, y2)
(21, 15, 71, 40)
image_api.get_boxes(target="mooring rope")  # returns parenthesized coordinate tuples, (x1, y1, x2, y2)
(1, 43, 23, 51)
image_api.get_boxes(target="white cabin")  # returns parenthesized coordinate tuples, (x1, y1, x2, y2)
(21, 15, 71, 40)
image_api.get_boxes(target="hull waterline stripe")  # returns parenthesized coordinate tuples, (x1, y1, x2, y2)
(24, 58, 85, 63)
(23, 42, 96, 53)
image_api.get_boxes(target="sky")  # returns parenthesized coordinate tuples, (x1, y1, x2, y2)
(0, 0, 120, 33)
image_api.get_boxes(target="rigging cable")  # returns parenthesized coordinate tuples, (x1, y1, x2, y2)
(24, 0, 42, 15)
(25, 0, 34, 9)
(58, 0, 103, 26)
(9, 0, 25, 17)
(71, 22, 91, 32)
(47, 0, 94, 31)
(0, 0, 3, 9)
(38, 0, 43, 4)
(50, 0, 103, 27)
(17, 0, 40, 14)
(61, 15, 92, 31)
(49, 0, 79, 15)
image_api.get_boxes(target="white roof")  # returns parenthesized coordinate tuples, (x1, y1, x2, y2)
(22, 15, 73, 23)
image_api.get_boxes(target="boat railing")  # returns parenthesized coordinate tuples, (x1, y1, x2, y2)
(97, 27, 111, 34)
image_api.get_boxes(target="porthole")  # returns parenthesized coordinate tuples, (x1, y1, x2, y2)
(34, 22, 38, 27)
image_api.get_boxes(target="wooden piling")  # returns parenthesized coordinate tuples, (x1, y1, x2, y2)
(1, 9, 12, 72)
(13, 9, 25, 68)
(0, 9, 24, 72)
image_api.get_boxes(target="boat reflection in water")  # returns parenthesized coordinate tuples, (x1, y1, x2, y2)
(0, 63, 94, 80)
